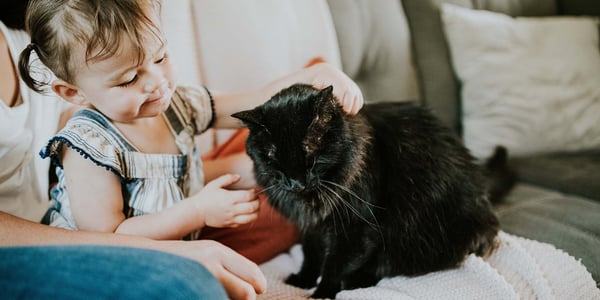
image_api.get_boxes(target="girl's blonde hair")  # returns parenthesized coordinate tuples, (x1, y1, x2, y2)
(18, 0, 162, 93)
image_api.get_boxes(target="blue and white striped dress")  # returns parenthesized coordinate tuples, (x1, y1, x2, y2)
(40, 86, 214, 239)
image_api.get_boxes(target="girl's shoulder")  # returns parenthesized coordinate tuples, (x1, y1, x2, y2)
(39, 108, 133, 180)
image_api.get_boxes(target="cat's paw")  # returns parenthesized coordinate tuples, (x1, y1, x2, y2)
(285, 273, 316, 289)
(311, 284, 339, 299)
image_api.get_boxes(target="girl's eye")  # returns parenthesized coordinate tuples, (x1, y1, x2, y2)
(118, 75, 138, 88)
(155, 53, 168, 64)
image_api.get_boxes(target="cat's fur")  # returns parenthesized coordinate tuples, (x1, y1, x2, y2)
(232, 84, 511, 299)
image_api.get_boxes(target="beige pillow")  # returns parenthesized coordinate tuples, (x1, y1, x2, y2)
(441, 3, 600, 159)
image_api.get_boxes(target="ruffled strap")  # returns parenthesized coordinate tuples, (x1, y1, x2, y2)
(39, 109, 135, 181)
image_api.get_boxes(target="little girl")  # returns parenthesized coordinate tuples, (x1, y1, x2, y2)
(18, 0, 362, 240)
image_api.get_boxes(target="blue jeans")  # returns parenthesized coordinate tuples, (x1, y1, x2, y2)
(0, 245, 227, 299)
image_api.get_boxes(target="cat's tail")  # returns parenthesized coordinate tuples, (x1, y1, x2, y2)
(484, 146, 517, 204)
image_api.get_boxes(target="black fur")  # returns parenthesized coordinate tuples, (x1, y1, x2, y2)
(232, 84, 506, 299)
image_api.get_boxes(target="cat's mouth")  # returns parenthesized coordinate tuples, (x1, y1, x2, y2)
(281, 178, 305, 193)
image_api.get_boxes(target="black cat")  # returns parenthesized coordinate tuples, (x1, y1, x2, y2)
(232, 84, 512, 299)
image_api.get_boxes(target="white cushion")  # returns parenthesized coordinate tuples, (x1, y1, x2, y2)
(441, 3, 600, 159)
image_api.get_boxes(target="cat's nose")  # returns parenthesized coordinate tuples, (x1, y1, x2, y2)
(282, 178, 305, 192)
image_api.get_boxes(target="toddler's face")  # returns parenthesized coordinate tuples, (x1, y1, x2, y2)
(71, 31, 176, 123)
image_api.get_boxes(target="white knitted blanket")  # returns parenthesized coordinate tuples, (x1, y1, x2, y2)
(258, 231, 599, 299)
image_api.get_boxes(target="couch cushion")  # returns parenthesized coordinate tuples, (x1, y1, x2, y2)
(401, 0, 557, 132)
(327, 0, 419, 103)
(495, 183, 600, 283)
(510, 151, 600, 202)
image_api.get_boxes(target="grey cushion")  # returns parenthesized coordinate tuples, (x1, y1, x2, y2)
(510, 151, 600, 202)
(496, 184, 600, 283)
(558, 0, 600, 16)
(400, 0, 469, 132)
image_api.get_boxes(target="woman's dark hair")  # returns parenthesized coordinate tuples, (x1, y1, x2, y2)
(18, 0, 162, 93)
(0, 0, 30, 30)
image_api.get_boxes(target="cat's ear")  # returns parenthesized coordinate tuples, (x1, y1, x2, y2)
(315, 85, 337, 112)
(231, 109, 264, 128)
(319, 85, 334, 97)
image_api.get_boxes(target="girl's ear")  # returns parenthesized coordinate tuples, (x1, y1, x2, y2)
(52, 80, 88, 106)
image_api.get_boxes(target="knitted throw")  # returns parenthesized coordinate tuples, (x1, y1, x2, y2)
(258, 231, 599, 299)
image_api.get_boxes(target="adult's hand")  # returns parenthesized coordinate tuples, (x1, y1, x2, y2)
(158, 239, 267, 300)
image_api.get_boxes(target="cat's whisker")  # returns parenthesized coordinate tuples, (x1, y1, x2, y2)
(320, 184, 379, 229)
(325, 187, 352, 238)
(256, 184, 278, 195)
(316, 186, 344, 236)
(321, 181, 386, 250)
(309, 157, 317, 175)
(322, 180, 381, 227)
(321, 180, 384, 209)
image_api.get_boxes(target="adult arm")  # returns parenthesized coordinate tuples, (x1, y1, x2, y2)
(0, 211, 266, 300)
(203, 152, 256, 189)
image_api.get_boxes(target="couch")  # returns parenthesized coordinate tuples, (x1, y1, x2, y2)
(162, 0, 600, 291)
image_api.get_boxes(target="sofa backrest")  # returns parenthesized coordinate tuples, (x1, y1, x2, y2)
(327, 0, 419, 103)
(402, 0, 600, 134)
(162, 0, 341, 92)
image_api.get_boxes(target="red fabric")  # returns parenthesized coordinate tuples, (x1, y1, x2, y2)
(305, 56, 326, 67)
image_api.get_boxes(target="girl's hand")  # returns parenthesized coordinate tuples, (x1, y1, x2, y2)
(301, 62, 364, 115)
(194, 174, 260, 228)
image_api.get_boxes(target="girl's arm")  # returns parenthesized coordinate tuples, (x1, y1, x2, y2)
(63, 147, 257, 240)
(211, 62, 364, 129)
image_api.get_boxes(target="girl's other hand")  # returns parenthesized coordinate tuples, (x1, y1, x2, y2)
(194, 174, 260, 228)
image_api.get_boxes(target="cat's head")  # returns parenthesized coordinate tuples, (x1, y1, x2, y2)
(232, 84, 361, 225)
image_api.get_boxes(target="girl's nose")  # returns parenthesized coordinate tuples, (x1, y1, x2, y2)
(144, 82, 158, 93)
(143, 68, 167, 94)
(144, 79, 167, 95)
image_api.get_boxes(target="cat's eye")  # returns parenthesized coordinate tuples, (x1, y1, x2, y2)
(267, 145, 277, 159)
